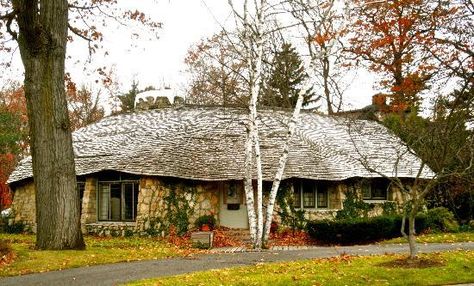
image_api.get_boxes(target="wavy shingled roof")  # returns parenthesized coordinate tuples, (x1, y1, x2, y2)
(8, 106, 434, 184)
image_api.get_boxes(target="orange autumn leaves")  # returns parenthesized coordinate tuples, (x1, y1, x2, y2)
(345, 0, 460, 108)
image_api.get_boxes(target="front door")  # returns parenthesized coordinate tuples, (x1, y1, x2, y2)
(219, 181, 248, 229)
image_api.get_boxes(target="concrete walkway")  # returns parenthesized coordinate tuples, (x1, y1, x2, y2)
(1, 242, 473, 286)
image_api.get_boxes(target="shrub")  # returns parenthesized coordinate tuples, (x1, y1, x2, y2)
(4, 221, 25, 234)
(124, 229, 134, 237)
(381, 202, 398, 216)
(276, 181, 308, 231)
(335, 188, 374, 220)
(425, 207, 459, 233)
(194, 215, 216, 230)
(307, 215, 430, 245)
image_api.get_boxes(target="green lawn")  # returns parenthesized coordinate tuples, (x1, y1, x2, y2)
(130, 251, 474, 286)
(382, 232, 474, 244)
(0, 234, 195, 277)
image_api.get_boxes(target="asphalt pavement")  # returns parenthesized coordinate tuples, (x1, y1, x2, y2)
(1, 242, 473, 286)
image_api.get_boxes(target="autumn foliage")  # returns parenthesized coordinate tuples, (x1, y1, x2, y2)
(0, 81, 104, 209)
(0, 85, 28, 209)
(346, 0, 455, 109)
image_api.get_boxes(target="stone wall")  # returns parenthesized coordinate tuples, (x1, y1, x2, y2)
(9, 176, 410, 236)
(135, 177, 219, 235)
(10, 182, 36, 232)
(81, 178, 98, 233)
(189, 182, 220, 224)
(85, 222, 136, 237)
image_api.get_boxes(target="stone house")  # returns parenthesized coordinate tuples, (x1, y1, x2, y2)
(7, 106, 433, 235)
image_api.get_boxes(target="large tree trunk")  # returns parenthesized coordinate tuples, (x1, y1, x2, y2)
(14, 0, 85, 250)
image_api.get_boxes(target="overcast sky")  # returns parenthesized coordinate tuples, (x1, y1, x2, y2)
(1, 0, 376, 112)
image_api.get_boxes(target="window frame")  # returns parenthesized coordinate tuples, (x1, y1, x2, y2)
(97, 180, 139, 222)
(362, 179, 389, 201)
(293, 180, 329, 210)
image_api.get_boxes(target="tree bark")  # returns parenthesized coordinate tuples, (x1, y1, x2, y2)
(14, 0, 85, 250)
(244, 123, 257, 243)
(407, 213, 418, 259)
(262, 93, 304, 244)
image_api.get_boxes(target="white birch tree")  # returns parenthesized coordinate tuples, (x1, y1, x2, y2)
(228, 0, 268, 248)
(227, 0, 331, 248)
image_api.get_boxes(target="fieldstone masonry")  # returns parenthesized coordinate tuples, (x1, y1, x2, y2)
(81, 178, 98, 229)
(9, 176, 406, 236)
(10, 182, 36, 232)
(135, 177, 220, 234)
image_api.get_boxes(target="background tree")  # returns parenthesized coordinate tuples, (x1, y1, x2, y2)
(0, 84, 28, 211)
(67, 83, 105, 130)
(346, 0, 453, 110)
(184, 32, 247, 106)
(384, 89, 474, 223)
(117, 80, 140, 113)
(260, 43, 317, 108)
(430, 0, 473, 91)
(288, 0, 348, 114)
(0, 0, 160, 250)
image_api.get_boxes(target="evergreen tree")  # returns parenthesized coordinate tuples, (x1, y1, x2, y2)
(118, 81, 140, 113)
(117, 81, 156, 113)
(261, 43, 316, 108)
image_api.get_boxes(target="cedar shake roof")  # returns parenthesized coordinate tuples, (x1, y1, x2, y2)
(8, 106, 434, 184)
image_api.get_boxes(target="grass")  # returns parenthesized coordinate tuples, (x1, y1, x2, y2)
(129, 250, 474, 286)
(0, 233, 196, 277)
(382, 231, 474, 244)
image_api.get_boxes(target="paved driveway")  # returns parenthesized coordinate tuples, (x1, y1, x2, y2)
(1, 242, 473, 286)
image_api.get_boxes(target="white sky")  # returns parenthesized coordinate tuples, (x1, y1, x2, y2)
(1, 0, 376, 112)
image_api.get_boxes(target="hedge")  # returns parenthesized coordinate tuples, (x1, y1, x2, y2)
(307, 215, 430, 245)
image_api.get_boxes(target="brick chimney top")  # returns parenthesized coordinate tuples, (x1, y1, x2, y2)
(372, 94, 387, 107)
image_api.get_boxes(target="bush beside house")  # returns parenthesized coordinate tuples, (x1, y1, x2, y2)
(306, 207, 460, 245)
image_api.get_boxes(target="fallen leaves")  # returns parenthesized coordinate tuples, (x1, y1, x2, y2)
(269, 229, 317, 246)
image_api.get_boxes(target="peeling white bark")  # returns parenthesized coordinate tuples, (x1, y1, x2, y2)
(228, 0, 267, 248)
(263, 92, 305, 244)
(243, 124, 257, 243)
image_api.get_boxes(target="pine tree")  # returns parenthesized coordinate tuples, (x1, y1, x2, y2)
(261, 43, 316, 108)
(118, 81, 140, 113)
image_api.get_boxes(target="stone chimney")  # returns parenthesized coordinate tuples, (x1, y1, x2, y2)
(372, 94, 387, 107)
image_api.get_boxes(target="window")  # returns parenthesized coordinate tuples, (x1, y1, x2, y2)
(98, 182, 139, 221)
(293, 180, 329, 209)
(362, 179, 388, 200)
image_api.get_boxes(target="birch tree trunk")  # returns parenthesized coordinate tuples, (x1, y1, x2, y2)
(253, 122, 264, 248)
(244, 123, 257, 243)
(229, 0, 267, 248)
(13, 0, 85, 249)
(250, 6, 265, 248)
(262, 93, 305, 244)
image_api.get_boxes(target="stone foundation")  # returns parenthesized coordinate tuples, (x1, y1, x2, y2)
(85, 222, 136, 237)
(10, 182, 36, 232)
